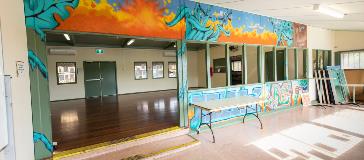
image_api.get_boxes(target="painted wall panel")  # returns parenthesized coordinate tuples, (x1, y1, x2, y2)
(27, 29, 53, 159)
(188, 80, 309, 130)
(25, 0, 307, 47)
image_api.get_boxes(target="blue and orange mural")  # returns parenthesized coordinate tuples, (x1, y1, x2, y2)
(188, 80, 309, 130)
(25, 0, 307, 47)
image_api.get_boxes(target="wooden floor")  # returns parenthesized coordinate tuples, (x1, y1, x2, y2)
(51, 90, 179, 151)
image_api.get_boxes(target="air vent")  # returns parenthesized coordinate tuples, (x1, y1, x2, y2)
(49, 48, 77, 55)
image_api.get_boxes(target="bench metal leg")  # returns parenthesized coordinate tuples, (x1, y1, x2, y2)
(197, 111, 215, 143)
(243, 104, 263, 129)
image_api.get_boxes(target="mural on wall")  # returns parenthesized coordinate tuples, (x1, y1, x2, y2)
(28, 50, 48, 79)
(188, 85, 264, 130)
(293, 23, 307, 48)
(188, 80, 309, 130)
(24, 0, 307, 47)
(33, 132, 53, 152)
(265, 81, 292, 110)
(24, 0, 79, 40)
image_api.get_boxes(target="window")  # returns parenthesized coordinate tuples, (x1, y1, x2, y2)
(276, 48, 287, 81)
(264, 46, 274, 82)
(56, 62, 77, 84)
(288, 48, 295, 80)
(340, 50, 364, 69)
(246, 45, 260, 84)
(231, 61, 241, 71)
(152, 62, 164, 79)
(210, 44, 227, 88)
(134, 62, 147, 80)
(168, 62, 177, 78)
(297, 49, 307, 79)
(313, 49, 331, 71)
(187, 42, 207, 89)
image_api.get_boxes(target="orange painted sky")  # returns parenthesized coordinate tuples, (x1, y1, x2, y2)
(55, 0, 280, 45)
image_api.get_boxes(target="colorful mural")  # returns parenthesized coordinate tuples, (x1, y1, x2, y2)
(33, 132, 53, 152)
(188, 80, 309, 130)
(28, 50, 48, 79)
(326, 66, 350, 104)
(24, 0, 79, 40)
(24, 0, 307, 47)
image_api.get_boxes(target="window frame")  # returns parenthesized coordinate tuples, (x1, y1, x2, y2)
(134, 61, 148, 80)
(168, 61, 177, 78)
(152, 61, 164, 79)
(56, 62, 77, 85)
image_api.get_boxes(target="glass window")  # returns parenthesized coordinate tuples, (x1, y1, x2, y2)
(246, 45, 259, 84)
(276, 48, 287, 81)
(297, 49, 307, 79)
(57, 62, 77, 84)
(360, 52, 364, 69)
(152, 62, 164, 79)
(231, 61, 242, 71)
(288, 48, 295, 80)
(210, 44, 226, 88)
(134, 62, 147, 80)
(230, 45, 243, 85)
(187, 43, 207, 89)
(264, 46, 274, 82)
(168, 62, 176, 78)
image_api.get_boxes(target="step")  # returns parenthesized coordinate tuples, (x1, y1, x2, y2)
(53, 126, 192, 160)
(89, 135, 199, 160)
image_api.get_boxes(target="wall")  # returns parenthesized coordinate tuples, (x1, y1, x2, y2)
(334, 31, 364, 52)
(48, 47, 180, 101)
(27, 29, 53, 159)
(0, 0, 35, 159)
(307, 26, 335, 102)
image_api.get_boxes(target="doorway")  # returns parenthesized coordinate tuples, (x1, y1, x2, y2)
(84, 61, 117, 98)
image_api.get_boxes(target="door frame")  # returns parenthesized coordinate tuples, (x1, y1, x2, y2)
(83, 61, 118, 98)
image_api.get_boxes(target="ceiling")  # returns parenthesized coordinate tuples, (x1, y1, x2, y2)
(199, 0, 364, 31)
(46, 32, 177, 50)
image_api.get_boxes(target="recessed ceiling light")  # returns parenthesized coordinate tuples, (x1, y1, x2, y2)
(127, 39, 135, 46)
(63, 33, 71, 41)
(313, 4, 344, 19)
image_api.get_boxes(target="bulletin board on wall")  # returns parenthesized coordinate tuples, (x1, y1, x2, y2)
(0, 22, 9, 150)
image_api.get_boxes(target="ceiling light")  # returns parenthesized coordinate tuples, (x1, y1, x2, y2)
(173, 44, 176, 48)
(63, 33, 71, 41)
(127, 39, 135, 46)
(313, 4, 344, 19)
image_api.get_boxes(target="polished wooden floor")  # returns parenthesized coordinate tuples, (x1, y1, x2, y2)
(51, 90, 179, 151)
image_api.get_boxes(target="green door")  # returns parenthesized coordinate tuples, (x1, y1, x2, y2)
(100, 62, 117, 96)
(84, 62, 117, 98)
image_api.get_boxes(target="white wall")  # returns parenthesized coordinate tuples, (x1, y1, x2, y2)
(0, 0, 35, 159)
(334, 31, 364, 52)
(307, 26, 335, 101)
(48, 47, 180, 101)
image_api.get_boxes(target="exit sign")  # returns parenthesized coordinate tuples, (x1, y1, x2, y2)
(96, 49, 104, 54)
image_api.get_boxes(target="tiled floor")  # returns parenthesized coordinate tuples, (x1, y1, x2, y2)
(162, 105, 364, 160)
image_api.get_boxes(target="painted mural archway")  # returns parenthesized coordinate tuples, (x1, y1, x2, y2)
(24, 0, 308, 159)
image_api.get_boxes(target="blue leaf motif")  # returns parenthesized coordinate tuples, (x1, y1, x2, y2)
(24, 0, 79, 40)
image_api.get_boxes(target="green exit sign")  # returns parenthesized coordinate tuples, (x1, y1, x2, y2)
(96, 49, 104, 54)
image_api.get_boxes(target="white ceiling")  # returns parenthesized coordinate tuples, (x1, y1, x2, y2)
(199, 0, 364, 31)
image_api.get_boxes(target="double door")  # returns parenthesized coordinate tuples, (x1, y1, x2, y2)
(84, 61, 117, 98)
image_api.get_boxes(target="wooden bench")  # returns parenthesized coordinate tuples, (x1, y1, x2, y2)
(190, 96, 265, 143)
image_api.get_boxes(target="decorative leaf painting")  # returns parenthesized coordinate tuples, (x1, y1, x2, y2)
(24, 0, 307, 47)
(24, 0, 79, 40)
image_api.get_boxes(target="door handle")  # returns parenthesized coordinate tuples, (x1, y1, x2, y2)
(85, 78, 101, 82)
